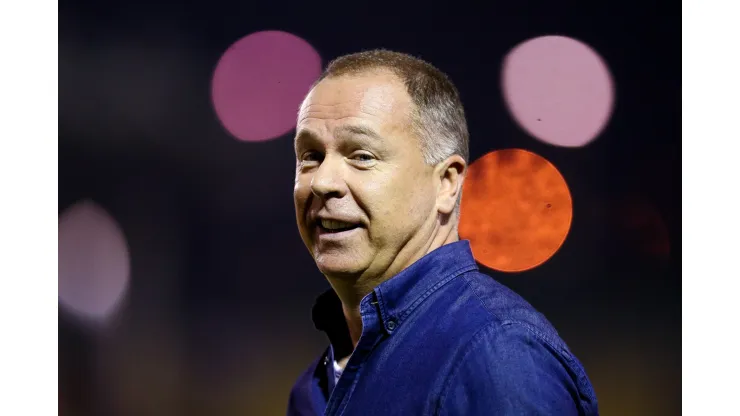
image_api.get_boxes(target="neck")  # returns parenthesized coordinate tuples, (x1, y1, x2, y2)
(330, 227, 459, 349)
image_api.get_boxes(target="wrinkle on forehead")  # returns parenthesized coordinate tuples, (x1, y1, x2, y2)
(296, 73, 411, 129)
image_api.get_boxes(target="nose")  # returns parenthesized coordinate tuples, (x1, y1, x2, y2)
(310, 155, 347, 199)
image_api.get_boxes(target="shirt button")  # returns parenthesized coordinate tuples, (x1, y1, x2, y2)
(386, 319, 397, 332)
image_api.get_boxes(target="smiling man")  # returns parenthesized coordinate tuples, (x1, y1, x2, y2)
(288, 50, 598, 415)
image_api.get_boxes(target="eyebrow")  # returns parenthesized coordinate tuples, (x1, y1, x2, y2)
(294, 129, 318, 146)
(335, 125, 384, 141)
(294, 124, 384, 148)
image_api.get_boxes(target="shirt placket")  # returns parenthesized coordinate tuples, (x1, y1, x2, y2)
(324, 295, 385, 416)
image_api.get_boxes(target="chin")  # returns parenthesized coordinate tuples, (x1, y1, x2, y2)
(314, 253, 366, 278)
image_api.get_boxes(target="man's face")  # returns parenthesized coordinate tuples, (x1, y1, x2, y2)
(293, 71, 438, 281)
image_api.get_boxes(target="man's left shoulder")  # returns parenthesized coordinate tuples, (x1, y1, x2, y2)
(455, 270, 566, 349)
(446, 270, 599, 413)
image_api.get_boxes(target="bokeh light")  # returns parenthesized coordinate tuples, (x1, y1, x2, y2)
(211, 30, 322, 142)
(459, 149, 573, 272)
(502, 35, 614, 147)
(59, 199, 130, 324)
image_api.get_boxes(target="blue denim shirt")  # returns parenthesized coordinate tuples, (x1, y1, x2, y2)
(288, 240, 599, 415)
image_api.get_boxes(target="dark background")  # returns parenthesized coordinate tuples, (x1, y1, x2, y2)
(59, 2, 680, 415)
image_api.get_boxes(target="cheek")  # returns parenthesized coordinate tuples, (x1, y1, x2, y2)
(396, 174, 435, 219)
(360, 171, 427, 222)
(293, 180, 311, 218)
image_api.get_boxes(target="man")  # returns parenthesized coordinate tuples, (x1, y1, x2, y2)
(288, 49, 598, 415)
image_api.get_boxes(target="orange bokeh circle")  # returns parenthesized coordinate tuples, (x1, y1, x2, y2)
(459, 149, 573, 272)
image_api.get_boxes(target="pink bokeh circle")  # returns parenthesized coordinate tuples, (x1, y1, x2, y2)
(59, 200, 130, 323)
(502, 35, 615, 147)
(211, 30, 322, 142)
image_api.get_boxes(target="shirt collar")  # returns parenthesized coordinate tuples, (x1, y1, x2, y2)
(311, 240, 478, 351)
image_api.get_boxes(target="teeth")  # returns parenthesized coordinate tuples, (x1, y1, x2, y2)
(321, 219, 355, 230)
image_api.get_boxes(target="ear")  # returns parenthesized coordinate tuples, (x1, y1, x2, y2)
(434, 155, 467, 215)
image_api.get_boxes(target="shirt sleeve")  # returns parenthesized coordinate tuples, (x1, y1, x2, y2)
(437, 322, 591, 416)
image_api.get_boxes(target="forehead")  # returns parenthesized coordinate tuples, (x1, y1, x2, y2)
(297, 71, 413, 135)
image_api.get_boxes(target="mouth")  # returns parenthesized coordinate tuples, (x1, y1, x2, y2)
(317, 219, 361, 234)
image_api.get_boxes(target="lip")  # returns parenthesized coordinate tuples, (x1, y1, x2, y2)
(313, 215, 362, 225)
(315, 225, 363, 242)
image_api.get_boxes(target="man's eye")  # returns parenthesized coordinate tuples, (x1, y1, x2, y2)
(301, 151, 322, 162)
(351, 153, 375, 162)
